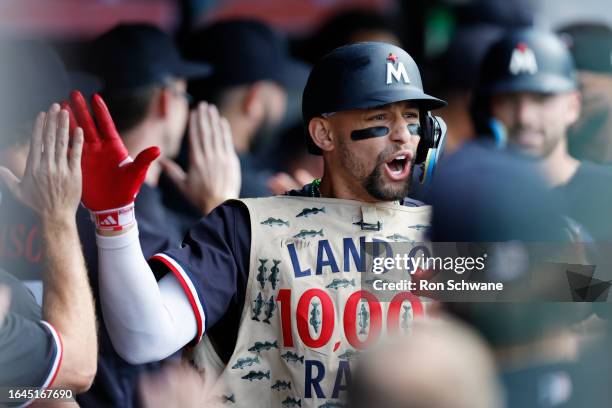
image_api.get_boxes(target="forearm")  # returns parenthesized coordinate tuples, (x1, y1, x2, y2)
(41, 217, 97, 392)
(97, 223, 197, 364)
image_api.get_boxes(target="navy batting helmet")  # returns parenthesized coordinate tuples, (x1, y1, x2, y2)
(472, 28, 578, 138)
(302, 42, 447, 183)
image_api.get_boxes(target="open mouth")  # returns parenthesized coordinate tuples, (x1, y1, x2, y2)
(383, 151, 413, 181)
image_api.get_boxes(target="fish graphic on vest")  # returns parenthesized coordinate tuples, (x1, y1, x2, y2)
(261, 218, 290, 227)
(271, 380, 292, 391)
(325, 278, 355, 290)
(282, 397, 302, 407)
(263, 295, 276, 324)
(337, 350, 359, 361)
(247, 340, 278, 354)
(309, 302, 321, 333)
(318, 401, 347, 408)
(386, 233, 413, 242)
(296, 207, 326, 218)
(401, 304, 412, 329)
(293, 229, 324, 239)
(269, 260, 281, 290)
(241, 370, 270, 382)
(256, 259, 268, 290)
(281, 351, 304, 364)
(358, 303, 369, 335)
(231, 356, 261, 370)
(251, 292, 264, 321)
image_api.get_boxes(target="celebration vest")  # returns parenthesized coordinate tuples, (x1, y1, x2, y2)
(194, 196, 431, 407)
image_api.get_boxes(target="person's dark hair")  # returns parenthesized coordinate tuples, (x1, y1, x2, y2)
(187, 78, 225, 108)
(298, 9, 400, 64)
(100, 85, 159, 134)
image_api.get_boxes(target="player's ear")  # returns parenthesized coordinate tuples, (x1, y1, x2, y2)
(309, 117, 334, 153)
(567, 90, 581, 125)
(243, 82, 264, 120)
(157, 87, 170, 118)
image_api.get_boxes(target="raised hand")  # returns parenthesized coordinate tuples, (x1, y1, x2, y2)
(0, 104, 83, 221)
(160, 102, 241, 214)
(65, 91, 160, 231)
(267, 169, 316, 195)
(0, 285, 10, 328)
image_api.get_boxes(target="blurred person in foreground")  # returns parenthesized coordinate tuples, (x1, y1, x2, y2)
(0, 101, 97, 401)
(349, 317, 503, 408)
(183, 19, 308, 198)
(0, 40, 98, 396)
(0, 40, 97, 293)
(75, 23, 241, 407)
(138, 362, 208, 408)
(66, 40, 447, 407)
(472, 28, 612, 242)
(426, 141, 606, 407)
(558, 23, 612, 165)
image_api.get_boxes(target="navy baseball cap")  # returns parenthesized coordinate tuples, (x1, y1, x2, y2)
(90, 23, 212, 90)
(183, 19, 309, 90)
(0, 39, 100, 148)
(559, 24, 612, 74)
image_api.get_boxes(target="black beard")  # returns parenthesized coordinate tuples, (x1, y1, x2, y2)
(363, 150, 414, 201)
(509, 127, 562, 158)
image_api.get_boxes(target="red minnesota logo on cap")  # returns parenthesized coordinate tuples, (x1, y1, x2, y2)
(509, 42, 538, 75)
(516, 42, 529, 53)
(387, 53, 398, 63)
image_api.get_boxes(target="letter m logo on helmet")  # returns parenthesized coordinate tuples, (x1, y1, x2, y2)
(509, 43, 538, 75)
(386, 53, 410, 84)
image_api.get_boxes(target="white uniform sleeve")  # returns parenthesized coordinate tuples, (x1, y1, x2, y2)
(96, 225, 199, 364)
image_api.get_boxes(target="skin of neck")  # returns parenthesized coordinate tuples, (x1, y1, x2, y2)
(495, 328, 580, 371)
(0, 142, 29, 179)
(538, 136, 580, 187)
(122, 121, 165, 186)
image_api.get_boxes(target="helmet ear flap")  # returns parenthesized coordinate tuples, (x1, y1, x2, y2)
(416, 114, 447, 185)
(415, 110, 434, 163)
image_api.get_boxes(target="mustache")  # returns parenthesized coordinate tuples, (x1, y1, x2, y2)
(510, 125, 540, 134)
(376, 146, 413, 165)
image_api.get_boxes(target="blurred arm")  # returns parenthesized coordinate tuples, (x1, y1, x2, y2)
(41, 217, 97, 393)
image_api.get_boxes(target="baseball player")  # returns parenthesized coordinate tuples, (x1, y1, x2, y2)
(471, 28, 612, 242)
(70, 42, 447, 407)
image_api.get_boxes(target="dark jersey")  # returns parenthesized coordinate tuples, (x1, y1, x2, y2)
(0, 188, 44, 282)
(558, 161, 612, 242)
(0, 269, 62, 397)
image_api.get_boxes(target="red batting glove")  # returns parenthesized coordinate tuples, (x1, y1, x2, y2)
(66, 91, 160, 231)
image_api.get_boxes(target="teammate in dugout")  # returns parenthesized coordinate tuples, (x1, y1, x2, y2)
(69, 42, 447, 406)
(472, 28, 612, 242)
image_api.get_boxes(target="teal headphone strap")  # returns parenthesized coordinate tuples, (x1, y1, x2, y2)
(419, 116, 447, 185)
(489, 118, 507, 148)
